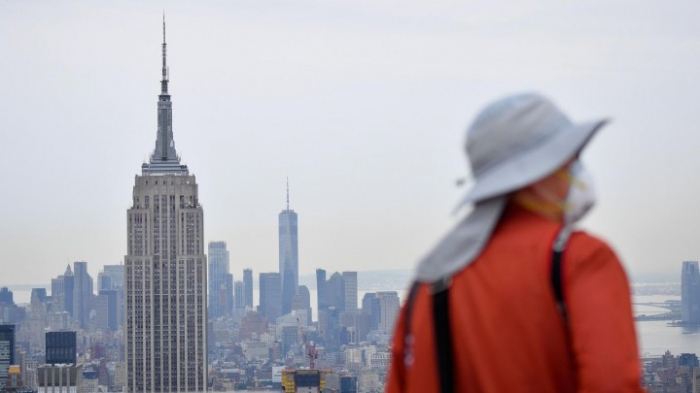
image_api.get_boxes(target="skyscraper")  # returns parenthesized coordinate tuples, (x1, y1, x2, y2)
(63, 265, 74, 318)
(292, 285, 312, 326)
(316, 269, 327, 314)
(208, 241, 233, 318)
(326, 272, 344, 312)
(258, 273, 281, 321)
(342, 271, 358, 313)
(97, 264, 125, 328)
(124, 20, 207, 392)
(234, 281, 245, 310)
(50, 265, 75, 318)
(279, 183, 298, 315)
(96, 290, 118, 331)
(243, 269, 253, 308)
(72, 261, 94, 329)
(682, 261, 700, 325)
(0, 325, 15, 388)
(377, 292, 400, 333)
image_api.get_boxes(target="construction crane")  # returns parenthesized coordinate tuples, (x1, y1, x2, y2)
(308, 341, 318, 370)
(297, 318, 318, 369)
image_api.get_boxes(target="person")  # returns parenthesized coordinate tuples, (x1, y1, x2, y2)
(386, 93, 643, 393)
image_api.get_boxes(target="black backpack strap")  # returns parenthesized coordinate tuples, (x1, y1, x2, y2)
(551, 226, 572, 322)
(432, 277, 454, 393)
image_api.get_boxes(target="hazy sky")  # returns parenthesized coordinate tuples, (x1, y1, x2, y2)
(1, 0, 699, 287)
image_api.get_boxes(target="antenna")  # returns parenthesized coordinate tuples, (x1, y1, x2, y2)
(161, 13, 169, 93)
(286, 177, 290, 210)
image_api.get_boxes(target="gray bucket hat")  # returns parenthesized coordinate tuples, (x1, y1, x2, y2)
(415, 93, 608, 283)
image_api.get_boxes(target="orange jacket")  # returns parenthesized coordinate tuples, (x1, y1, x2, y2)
(386, 205, 643, 393)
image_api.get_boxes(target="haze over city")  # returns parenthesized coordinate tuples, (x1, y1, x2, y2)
(2, 0, 700, 286)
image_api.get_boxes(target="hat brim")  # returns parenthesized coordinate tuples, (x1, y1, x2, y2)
(459, 118, 608, 205)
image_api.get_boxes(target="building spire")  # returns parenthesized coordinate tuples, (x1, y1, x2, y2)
(141, 15, 188, 175)
(161, 13, 169, 94)
(286, 177, 290, 210)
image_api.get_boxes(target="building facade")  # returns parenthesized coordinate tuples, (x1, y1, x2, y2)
(279, 184, 298, 316)
(96, 290, 117, 331)
(234, 281, 245, 310)
(208, 241, 233, 318)
(37, 364, 82, 393)
(72, 261, 94, 329)
(243, 269, 253, 309)
(377, 292, 400, 333)
(682, 261, 700, 324)
(124, 22, 207, 392)
(45, 331, 77, 366)
(50, 265, 74, 318)
(342, 272, 358, 313)
(0, 325, 14, 388)
(259, 273, 281, 321)
(97, 264, 125, 328)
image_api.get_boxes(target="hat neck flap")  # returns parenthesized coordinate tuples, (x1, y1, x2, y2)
(415, 195, 508, 283)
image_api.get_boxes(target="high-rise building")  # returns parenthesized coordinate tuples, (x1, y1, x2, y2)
(51, 265, 74, 318)
(326, 273, 344, 312)
(29, 293, 47, 353)
(0, 289, 19, 325)
(31, 288, 47, 304)
(342, 272, 358, 313)
(316, 269, 327, 314)
(279, 183, 298, 315)
(124, 21, 207, 392)
(682, 261, 700, 325)
(243, 269, 253, 308)
(72, 261, 94, 329)
(208, 241, 233, 318)
(377, 292, 400, 333)
(258, 273, 281, 321)
(96, 290, 117, 331)
(0, 289, 13, 305)
(234, 281, 245, 310)
(97, 265, 125, 328)
(98, 265, 125, 291)
(361, 293, 380, 331)
(292, 285, 312, 326)
(45, 331, 77, 365)
(63, 266, 74, 318)
(0, 325, 15, 388)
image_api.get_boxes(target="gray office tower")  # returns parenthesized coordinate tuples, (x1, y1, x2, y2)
(234, 281, 245, 310)
(72, 261, 94, 329)
(208, 241, 233, 318)
(98, 264, 125, 327)
(259, 273, 281, 321)
(316, 269, 327, 313)
(46, 331, 77, 365)
(243, 269, 253, 308)
(342, 271, 358, 313)
(96, 290, 118, 331)
(279, 183, 299, 315)
(0, 325, 14, 388)
(682, 261, 700, 324)
(51, 265, 75, 317)
(124, 20, 207, 392)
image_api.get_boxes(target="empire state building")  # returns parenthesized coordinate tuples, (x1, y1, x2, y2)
(125, 20, 207, 392)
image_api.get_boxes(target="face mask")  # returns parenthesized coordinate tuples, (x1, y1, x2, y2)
(563, 161, 596, 225)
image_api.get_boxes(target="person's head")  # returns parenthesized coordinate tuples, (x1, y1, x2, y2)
(510, 156, 597, 223)
(458, 93, 606, 224)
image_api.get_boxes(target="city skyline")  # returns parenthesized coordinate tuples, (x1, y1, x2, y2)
(2, 2, 700, 287)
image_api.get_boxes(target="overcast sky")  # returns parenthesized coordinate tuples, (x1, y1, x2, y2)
(1, 0, 699, 287)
